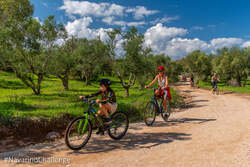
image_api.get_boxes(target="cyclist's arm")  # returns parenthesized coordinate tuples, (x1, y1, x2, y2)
(86, 90, 102, 98)
(147, 75, 158, 88)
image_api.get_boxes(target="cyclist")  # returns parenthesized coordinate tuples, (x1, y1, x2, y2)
(79, 79, 117, 127)
(183, 75, 187, 81)
(211, 73, 220, 91)
(190, 74, 194, 87)
(145, 66, 171, 113)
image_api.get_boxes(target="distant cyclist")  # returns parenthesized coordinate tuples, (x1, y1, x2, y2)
(183, 75, 187, 82)
(145, 66, 171, 113)
(190, 74, 194, 87)
(211, 73, 220, 91)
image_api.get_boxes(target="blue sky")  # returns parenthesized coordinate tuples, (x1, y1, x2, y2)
(30, 0, 250, 59)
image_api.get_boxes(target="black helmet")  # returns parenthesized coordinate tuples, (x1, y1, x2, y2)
(99, 79, 111, 87)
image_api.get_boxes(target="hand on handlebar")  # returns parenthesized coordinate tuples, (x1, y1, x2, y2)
(79, 95, 89, 100)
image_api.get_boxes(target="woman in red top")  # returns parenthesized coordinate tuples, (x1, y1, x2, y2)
(145, 66, 171, 112)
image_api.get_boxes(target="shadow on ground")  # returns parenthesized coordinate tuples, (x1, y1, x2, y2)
(153, 118, 216, 127)
(0, 116, 217, 164)
(0, 131, 191, 165)
(69, 132, 191, 155)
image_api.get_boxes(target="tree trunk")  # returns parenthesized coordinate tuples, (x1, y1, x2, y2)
(125, 87, 129, 97)
(15, 71, 41, 95)
(117, 71, 136, 97)
(83, 70, 92, 86)
(58, 73, 69, 91)
(33, 87, 39, 95)
(62, 76, 69, 91)
(36, 75, 42, 95)
(85, 76, 90, 85)
(236, 76, 242, 87)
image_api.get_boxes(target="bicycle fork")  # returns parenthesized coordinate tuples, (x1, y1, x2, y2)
(78, 113, 88, 134)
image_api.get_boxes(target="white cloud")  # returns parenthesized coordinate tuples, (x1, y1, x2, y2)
(65, 17, 93, 36)
(60, 1, 158, 21)
(143, 24, 247, 59)
(127, 21, 146, 27)
(241, 41, 250, 48)
(60, 0, 157, 30)
(126, 6, 158, 20)
(60, 0, 125, 17)
(144, 23, 187, 51)
(150, 16, 179, 24)
(102, 16, 146, 27)
(65, 17, 112, 41)
(102, 16, 114, 25)
(165, 38, 209, 59)
(210, 38, 243, 50)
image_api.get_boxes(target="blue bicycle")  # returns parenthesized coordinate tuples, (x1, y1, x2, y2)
(144, 88, 171, 126)
(65, 98, 129, 150)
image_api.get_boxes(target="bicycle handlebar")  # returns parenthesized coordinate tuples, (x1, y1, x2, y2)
(81, 98, 107, 104)
(81, 98, 96, 104)
(145, 87, 157, 91)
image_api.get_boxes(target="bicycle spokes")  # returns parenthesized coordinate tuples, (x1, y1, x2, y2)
(65, 117, 92, 150)
(108, 112, 129, 140)
(144, 101, 156, 126)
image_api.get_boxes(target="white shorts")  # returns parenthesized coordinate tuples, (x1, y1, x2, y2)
(108, 103, 118, 113)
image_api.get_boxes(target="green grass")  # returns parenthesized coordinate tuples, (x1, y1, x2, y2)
(0, 71, 182, 122)
(198, 79, 250, 93)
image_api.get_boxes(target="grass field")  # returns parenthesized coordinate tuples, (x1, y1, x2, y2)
(197, 79, 250, 93)
(0, 71, 182, 122)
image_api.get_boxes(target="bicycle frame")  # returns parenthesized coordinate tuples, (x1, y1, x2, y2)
(151, 89, 162, 113)
(78, 103, 104, 134)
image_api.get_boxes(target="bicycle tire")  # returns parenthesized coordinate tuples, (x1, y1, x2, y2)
(161, 99, 171, 122)
(108, 112, 129, 140)
(144, 101, 157, 126)
(65, 116, 92, 150)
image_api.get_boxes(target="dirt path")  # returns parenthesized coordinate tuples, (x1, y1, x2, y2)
(0, 83, 249, 167)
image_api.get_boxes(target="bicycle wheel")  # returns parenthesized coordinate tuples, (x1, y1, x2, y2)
(144, 101, 156, 126)
(108, 112, 129, 140)
(161, 99, 171, 122)
(65, 116, 92, 150)
(216, 88, 219, 95)
(212, 88, 215, 94)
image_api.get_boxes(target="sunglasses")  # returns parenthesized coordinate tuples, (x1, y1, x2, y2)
(158, 70, 164, 72)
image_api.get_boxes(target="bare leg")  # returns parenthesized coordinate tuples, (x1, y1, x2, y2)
(163, 90, 168, 110)
(155, 90, 160, 100)
(98, 103, 110, 117)
(102, 103, 111, 117)
(163, 97, 167, 110)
